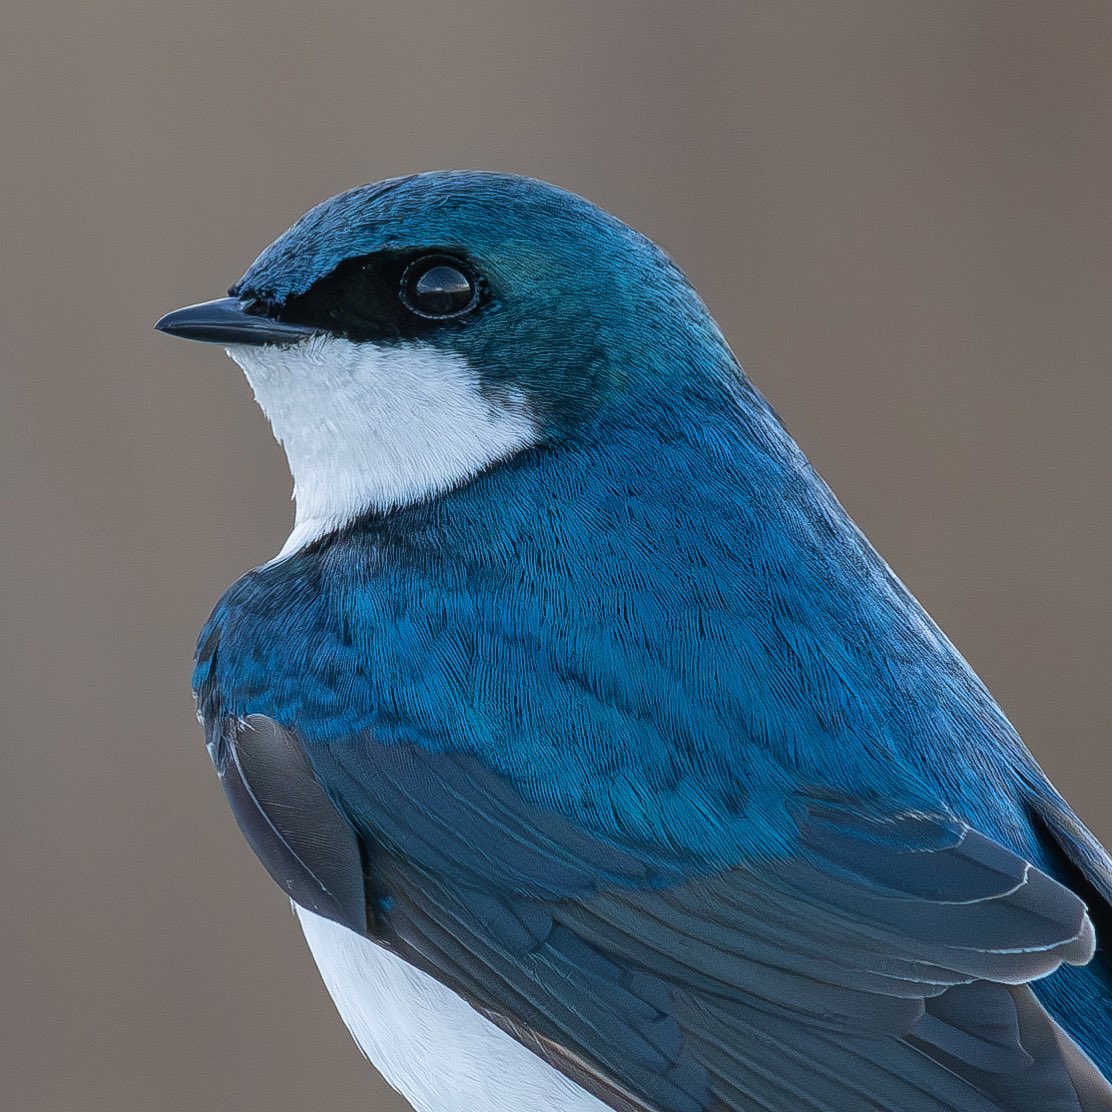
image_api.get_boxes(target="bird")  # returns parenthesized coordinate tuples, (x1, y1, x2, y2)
(156, 170, 1112, 1112)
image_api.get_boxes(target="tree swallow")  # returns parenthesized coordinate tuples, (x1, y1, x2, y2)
(157, 171, 1112, 1111)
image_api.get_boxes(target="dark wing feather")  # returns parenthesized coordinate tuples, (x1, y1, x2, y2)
(218, 716, 1111, 1112)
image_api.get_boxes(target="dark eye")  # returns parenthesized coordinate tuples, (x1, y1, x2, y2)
(400, 255, 479, 319)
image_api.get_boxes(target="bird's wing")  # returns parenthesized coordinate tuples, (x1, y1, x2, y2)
(215, 715, 1111, 1112)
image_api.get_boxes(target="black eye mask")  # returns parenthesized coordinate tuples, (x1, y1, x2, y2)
(249, 249, 489, 343)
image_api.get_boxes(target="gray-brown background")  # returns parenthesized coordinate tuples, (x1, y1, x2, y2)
(4, 3, 1111, 1109)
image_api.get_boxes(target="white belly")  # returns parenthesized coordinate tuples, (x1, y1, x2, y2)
(296, 905, 611, 1112)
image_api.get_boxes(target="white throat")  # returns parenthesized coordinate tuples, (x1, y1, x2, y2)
(226, 336, 537, 557)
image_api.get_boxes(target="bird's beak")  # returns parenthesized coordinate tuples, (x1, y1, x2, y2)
(154, 297, 320, 346)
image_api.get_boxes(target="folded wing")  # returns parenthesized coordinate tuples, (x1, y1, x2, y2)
(217, 716, 1112, 1112)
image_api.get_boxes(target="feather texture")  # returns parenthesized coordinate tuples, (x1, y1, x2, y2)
(189, 172, 1112, 1110)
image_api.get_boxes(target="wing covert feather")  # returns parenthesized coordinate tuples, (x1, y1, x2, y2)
(220, 715, 1110, 1111)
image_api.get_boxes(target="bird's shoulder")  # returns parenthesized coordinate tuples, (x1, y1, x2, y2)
(190, 442, 1036, 864)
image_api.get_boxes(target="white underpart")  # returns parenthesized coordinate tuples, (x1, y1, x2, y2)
(226, 336, 537, 557)
(296, 906, 609, 1112)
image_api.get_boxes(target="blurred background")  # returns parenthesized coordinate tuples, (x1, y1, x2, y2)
(3, 2, 1111, 1109)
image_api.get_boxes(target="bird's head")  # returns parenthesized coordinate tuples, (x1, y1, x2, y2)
(157, 171, 740, 550)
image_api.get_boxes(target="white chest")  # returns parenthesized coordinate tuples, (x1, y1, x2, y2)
(295, 906, 610, 1112)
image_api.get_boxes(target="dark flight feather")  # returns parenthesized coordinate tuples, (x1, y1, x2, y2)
(208, 713, 1110, 1112)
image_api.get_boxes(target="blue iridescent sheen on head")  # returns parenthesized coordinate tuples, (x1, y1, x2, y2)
(232, 171, 743, 434)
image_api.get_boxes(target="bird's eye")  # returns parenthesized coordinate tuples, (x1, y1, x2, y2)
(400, 256, 479, 319)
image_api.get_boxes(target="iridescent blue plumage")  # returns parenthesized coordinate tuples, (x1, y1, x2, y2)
(182, 172, 1112, 1110)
